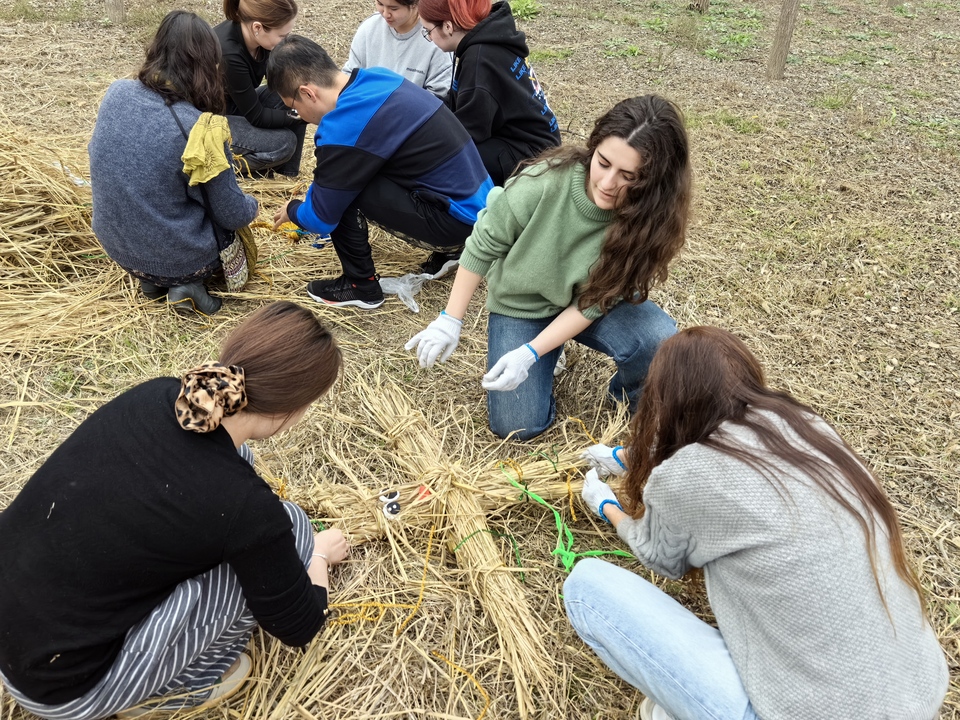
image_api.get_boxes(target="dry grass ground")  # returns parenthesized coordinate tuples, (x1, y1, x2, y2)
(1, 0, 958, 717)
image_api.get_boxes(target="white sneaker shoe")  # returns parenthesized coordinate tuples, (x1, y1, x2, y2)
(639, 696, 675, 720)
(554, 347, 567, 376)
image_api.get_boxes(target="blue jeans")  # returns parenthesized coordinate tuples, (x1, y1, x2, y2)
(564, 558, 758, 720)
(486, 300, 676, 440)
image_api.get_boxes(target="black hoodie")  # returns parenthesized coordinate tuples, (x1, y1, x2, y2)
(449, 1, 560, 163)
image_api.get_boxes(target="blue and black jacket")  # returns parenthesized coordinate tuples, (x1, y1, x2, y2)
(288, 68, 493, 234)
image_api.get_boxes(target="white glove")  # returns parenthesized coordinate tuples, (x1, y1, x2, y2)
(404, 312, 462, 368)
(581, 468, 622, 523)
(481, 344, 538, 392)
(580, 444, 627, 478)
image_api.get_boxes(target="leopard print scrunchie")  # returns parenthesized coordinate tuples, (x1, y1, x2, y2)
(175, 361, 247, 433)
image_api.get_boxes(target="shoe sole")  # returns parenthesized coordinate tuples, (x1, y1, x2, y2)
(306, 287, 384, 309)
(168, 297, 222, 316)
(420, 258, 459, 280)
(115, 653, 252, 718)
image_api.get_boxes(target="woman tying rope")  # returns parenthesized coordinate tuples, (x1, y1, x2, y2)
(569, 326, 948, 720)
(0, 302, 348, 719)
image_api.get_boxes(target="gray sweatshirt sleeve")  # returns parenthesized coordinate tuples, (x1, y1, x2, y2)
(616, 513, 694, 580)
(203, 145, 259, 231)
(423, 50, 453, 97)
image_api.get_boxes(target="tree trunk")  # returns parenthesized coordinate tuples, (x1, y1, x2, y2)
(766, 0, 801, 80)
(105, 0, 125, 24)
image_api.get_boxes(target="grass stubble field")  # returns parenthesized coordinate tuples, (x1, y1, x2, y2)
(0, 0, 958, 716)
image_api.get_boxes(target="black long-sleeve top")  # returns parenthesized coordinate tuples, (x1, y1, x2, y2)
(214, 20, 301, 130)
(0, 378, 326, 705)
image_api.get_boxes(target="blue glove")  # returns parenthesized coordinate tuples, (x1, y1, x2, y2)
(581, 469, 623, 523)
(481, 344, 539, 392)
(580, 444, 627, 477)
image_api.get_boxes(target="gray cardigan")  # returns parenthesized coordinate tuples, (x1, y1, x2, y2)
(89, 80, 258, 279)
(617, 413, 948, 719)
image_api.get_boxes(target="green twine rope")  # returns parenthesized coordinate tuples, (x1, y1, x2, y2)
(498, 463, 633, 573)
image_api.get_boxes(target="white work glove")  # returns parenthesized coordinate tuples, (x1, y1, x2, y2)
(581, 469, 623, 523)
(404, 312, 462, 368)
(580, 444, 627, 478)
(481, 343, 539, 392)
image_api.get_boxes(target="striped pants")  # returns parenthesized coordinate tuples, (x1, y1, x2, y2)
(1, 445, 314, 720)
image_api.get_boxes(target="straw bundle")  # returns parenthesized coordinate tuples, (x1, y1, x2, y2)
(0, 122, 128, 351)
(356, 380, 558, 719)
(0, 123, 94, 285)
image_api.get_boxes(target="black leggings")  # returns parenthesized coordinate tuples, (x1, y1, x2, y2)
(329, 175, 474, 280)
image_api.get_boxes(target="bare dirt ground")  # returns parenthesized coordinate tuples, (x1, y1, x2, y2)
(1, 0, 958, 716)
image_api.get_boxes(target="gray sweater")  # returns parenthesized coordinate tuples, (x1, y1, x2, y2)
(617, 413, 948, 719)
(89, 80, 258, 279)
(343, 14, 453, 97)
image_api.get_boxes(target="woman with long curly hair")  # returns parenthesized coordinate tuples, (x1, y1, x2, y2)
(0, 302, 348, 719)
(570, 326, 948, 720)
(406, 95, 689, 440)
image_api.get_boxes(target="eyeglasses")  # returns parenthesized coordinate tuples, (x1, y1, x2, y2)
(286, 94, 300, 120)
(421, 23, 438, 40)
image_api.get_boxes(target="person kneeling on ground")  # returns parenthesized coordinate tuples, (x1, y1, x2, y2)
(268, 35, 494, 309)
(0, 302, 348, 719)
(406, 96, 687, 440)
(568, 326, 949, 720)
(89, 10, 259, 316)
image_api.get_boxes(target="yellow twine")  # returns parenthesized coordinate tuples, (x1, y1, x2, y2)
(326, 525, 436, 630)
(327, 600, 415, 626)
(564, 470, 578, 522)
(250, 219, 301, 241)
(396, 524, 436, 635)
(260, 473, 288, 500)
(431, 651, 491, 720)
(234, 154, 252, 177)
(567, 415, 599, 444)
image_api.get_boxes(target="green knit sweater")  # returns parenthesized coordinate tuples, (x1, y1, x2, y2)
(458, 162, 614, 320)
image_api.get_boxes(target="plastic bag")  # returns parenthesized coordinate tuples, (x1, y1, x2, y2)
(379, 259, 459, 312)
(379, 273, 431, 313)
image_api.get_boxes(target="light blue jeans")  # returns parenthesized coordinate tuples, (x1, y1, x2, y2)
(486, 300, 677, 440)
(563, 558, 758, 720)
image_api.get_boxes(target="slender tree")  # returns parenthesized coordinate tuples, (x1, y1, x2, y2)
(767, 0, 801, 79)
(106, 0, 126, 24)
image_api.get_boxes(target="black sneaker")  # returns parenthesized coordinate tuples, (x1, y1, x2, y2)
(306, 275, 384, 309)
(419, 251, 460, 279)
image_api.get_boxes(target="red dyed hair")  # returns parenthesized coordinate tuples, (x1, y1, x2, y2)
(418, 0, 489, 30)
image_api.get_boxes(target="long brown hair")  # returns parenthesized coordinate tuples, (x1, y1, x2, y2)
(138, 11, 226, 114)
(623, 325, 924, 606)
(224, 0, 298, 29)
(522, 96, 691, 314)
(418, 0, 489, 30)
(219, 302, 341, 414)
